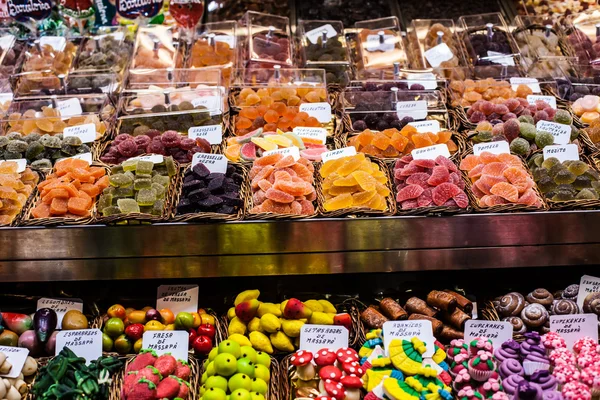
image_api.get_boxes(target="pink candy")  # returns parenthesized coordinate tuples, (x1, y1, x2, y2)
(562, 381, 592, 400)
(542, 332, 567, 350)
(580, 364, 600, 390)
(573, 337, 597, 354)
(554, 363, 581, 385)
(550, 348, 577, 366)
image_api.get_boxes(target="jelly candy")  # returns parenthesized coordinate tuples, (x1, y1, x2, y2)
(117, 198, 140, 214)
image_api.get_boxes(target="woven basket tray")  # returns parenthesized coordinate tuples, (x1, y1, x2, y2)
(170, 162, 250, 222)
(460, 147, 549, 213)
(316, 157, 397, 218)
(0, 167, 45, 227)
(21, 163, 110, 226)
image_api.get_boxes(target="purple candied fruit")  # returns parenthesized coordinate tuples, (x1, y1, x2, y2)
(534, 110, 549, 123)
(113, 133, 133, 145)
(134, 135, 151, 149)
(117, 138, 138, 157)
(161, 131, 182, 148)
(470, 111, 486, 123)
(376, 121, 390, 131)
(410, 83, 425, 90)
(352, 120, 368, 131)
(180, 138, 196, 151)
(145, 129, 161, 139)
(146, 140, 167, 155)
(400, 116, 414, 125)
(502, 112, 517, 121)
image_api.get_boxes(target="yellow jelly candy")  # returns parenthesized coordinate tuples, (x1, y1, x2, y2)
(323, 193, 353, 211)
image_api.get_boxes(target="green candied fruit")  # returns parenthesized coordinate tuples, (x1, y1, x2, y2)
(136, 160, 154, 175)
(164, 156, 176, 177)
(153, 166, 168, 176)
(139, 206, 153, 214)
(60, 144, 77, 156)
(541, 157, 560, 170)
(4, 151, 21, 159)
(0, 137, 8, 148)
(6, 132, 22, 140)
(6, 140, 28, 153)
(537, 175, 557, 193)
(519, 123, 537, 141)
(77, 144, 91, 154)
(152, 199, 164, 215)
(567, 160, 589, 176)
(574, 175, 593, 190)
(548, 162, 566, 178)
(528, 153, 544, 168)
(109, 173, 134, 187)
(554, 109, 573, 125)
(63, 136, 82, 146)
(475, 131, 492, 143)
(178, 101, 194, 111)
(152, 174, 170, 187)
(535, 131, 554, 148)
(136, 173, 152, 180)
(31, 159, 52, 169)
(510, 138, 530, 155)
(117, 198, 140, 214)
(151, 182, 166, 199)
(518, 115, 535, 125)
(585, 169, 600, 181)
(134, 177, 152, 190)
(46, 136, 62, 149)
(113, 185, 134, 198)
(576, 188, 599, 200)
(101, 205, 121, 216)
(25, 142, 44, 160)
(532, 167, 549, 181)
(136, 188, 157, 206)
(22, 133, 40, 143)
(552, 190, 576, 201)
(111, 164, 124, 174)
(592, 180, 600, 192)
(554, 169, 577, 184)
(122, 159, 138, 172)
(570, 125, 581, 141)
(97, 193, 113, 211)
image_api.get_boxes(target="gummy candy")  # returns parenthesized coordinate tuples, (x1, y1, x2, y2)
(535, 131, 555, 148)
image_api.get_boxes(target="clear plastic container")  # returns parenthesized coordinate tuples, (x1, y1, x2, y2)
(73, 26, 132, 75)
(298, 20, 350, 67)
(565, 11, 600, 66)
(115, 108, 224, 138)
(119, 88, 224, 116)
(12, 73, 118, 97)
(187, 21, 237, 87)
(355, 17, 408, 79)
(126, 68, 222, 91)
(238, 11, 293, 69)
(233, 67, 326, 87)
(0, 31, 23, 80)
(296, 0, 394, 27)
(131, 25, 184, 70)
(205, 0, 289, 23)
(409, 19, 467, 72)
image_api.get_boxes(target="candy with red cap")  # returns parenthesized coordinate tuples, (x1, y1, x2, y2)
(315, 396, 335, 400)
(291, 350, 316, 380)
(342, 361, 366, 377)
(340, 375, 363, 388)
(323, 379, 346, 400)
(315, 349, 337, 366)
(336, 348, 359, 364)
(319, 365, 343, 381)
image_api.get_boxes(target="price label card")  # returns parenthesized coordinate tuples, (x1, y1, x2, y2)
(0, 35, 15, 51)
(550, 314, 599, 348)
(37, 297, 84, 329)
(55, 329, 102, 364)
(0, 159, 27, 173)
(486, 51, 515, 66)
(401, 72, 437, 90)
(396, 101, 428, 120)
(192, 153, 227, 173)
(305, 24, 338, 45)
(191, 96, 221, 111)
(132, 154, 164, 164)
(96, 32, 125, 42)
(464, 320, 513, 349)
(60, 153, 93, 164)
(412, 144, 450, 160)
(321, 147, 357, 162)
(188, 125, 222, 144)
(383, 320, 435, 357)
(527, 95, 557, 110)
(263, 146, 300, 161)
(63, 123, 96, 143)
(366, 34, 395, 52)
(142, 331, 189, 361)
(214, 35, 235, 49)
(0, 92, 13, 103)
(0, 346, 29, 378)
(157, 285, 199, 314)
(300, 324, 349, 353)
(408, 120, 440, 134)
(299, 102, 332, 123)
(424, 43, 454, 68)
(510, 77, 541, 93)
(536, 121, 571, 145)
(578, 275, 600, 309)
(56, 98, 83, 117)
(40, 36, 66, 51)
(473, 141, 510, 156)
(293, 127, 327, 144)
(543, 144, 579, 163)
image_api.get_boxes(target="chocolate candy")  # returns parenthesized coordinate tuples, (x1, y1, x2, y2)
(360, 306, 389, 329)
(380, 298, 408, 320)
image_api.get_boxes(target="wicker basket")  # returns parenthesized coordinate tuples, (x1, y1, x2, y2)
(94, 160, 180, 225)
(316, 157, 397, 218)
(1, 167, 45, 227)
(21, 163, 109, 226)
(170, 162, 249, 222)
(460, 148, 549, 213)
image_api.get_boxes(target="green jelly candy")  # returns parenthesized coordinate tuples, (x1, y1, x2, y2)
(31, 159, 52, 169)
(122, 159, 138, 172)
(109, 173, 134, 187)
(475, 131, 492, 142)
(136, 173, 152, 180)
(63, 136, 82, 146)
(152, 174, 170, 187)
(101, 205, 121, 216)
(548, 162, 565, 178)
(573, 175, 592, 191)
(592, 180, 600, 193)
(570, 124, 580, 141)
(152, 199, 164, 215)
(136, 160, 154, 175)
(554, 169, 577, 184)
(535, 131, 554, 148)
(114, 185, 134, 198)
(552, 190, 575, 201)
(111, 164, 124, 174)
(164, 156, 177, 177)
(519, 123, 537, 141)
(151, 182, 166, 199)
(541, 157, 560, 170)
(98, 193, 113, 211)
(537, 175, 557, 193)
(25, 142, 44, 160)
(554, 109, 573, 125)
(576, 188, 599, 200)
(139, 206, 153, 214)
(585, 169, 600, 181)
(117, 198, 140, 214)
(518, 115, 535, 125)
(136, 188, 157, 206)
(510, 138, 530, 156)
(531, 167, 548, 181)
(567, 160, 589, 176)
(134, 177, 152, 190)
(153, 166, 168, 176)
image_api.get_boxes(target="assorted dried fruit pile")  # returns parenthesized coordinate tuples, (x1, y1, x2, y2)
(7, 108, 107, 138)
(466, 97, 554, 124)
(450, 79, 529, 108)
(0, 162, 39, 225)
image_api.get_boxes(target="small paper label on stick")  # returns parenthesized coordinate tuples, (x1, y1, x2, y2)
(192, 153, 227, 173)
(408, 120, 440, 133)
(473, 141, 510, 156)
(305, 24, 338, 45)
(142, 331, 189, 361)
(424, 43, 454, 68)
(527, 95, 556, 109)
(383, 320, 435, 357)
(188, 125, 222, 144)
(300, 324, 349, 353)
(0, 35, 15, 51)
(321, 147, 357, 162)
(401, 72, 437, 90)
(578, 275, 600, 310)
(214, 35, 235, 48)
(543, 144, 579, 163)
(510, 77, 541, 93)
(299, 102, 332, 123)
(61, 153, 93, 164)
(0, 346, 29, 378)
(0, 159, 27, 173)
(56, 98, 83, 117)
(191, 96, 221, 111)
(37, 297, 84, 329)
(40, 36, 66, 51)
(293, 127, 327, 144)
(132, 154, 164, 164)
(263, 146, 300, 161)
(63, 123, 96, 143)
(366, 34, 395, 52)
(464, 320, 513, 348)
(55, 329, 102, 364)
(396, 100, 428, 120)
(486, 51, 515, 66)
(411, 144, 450, 160)
(550, 314, 599, 348)
(536, 121, 571, 145)
(156, 285, 199, 314)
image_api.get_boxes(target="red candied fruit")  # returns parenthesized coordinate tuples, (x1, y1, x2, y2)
(161, 130, 182, 148)
(117, 138, 138, 157)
